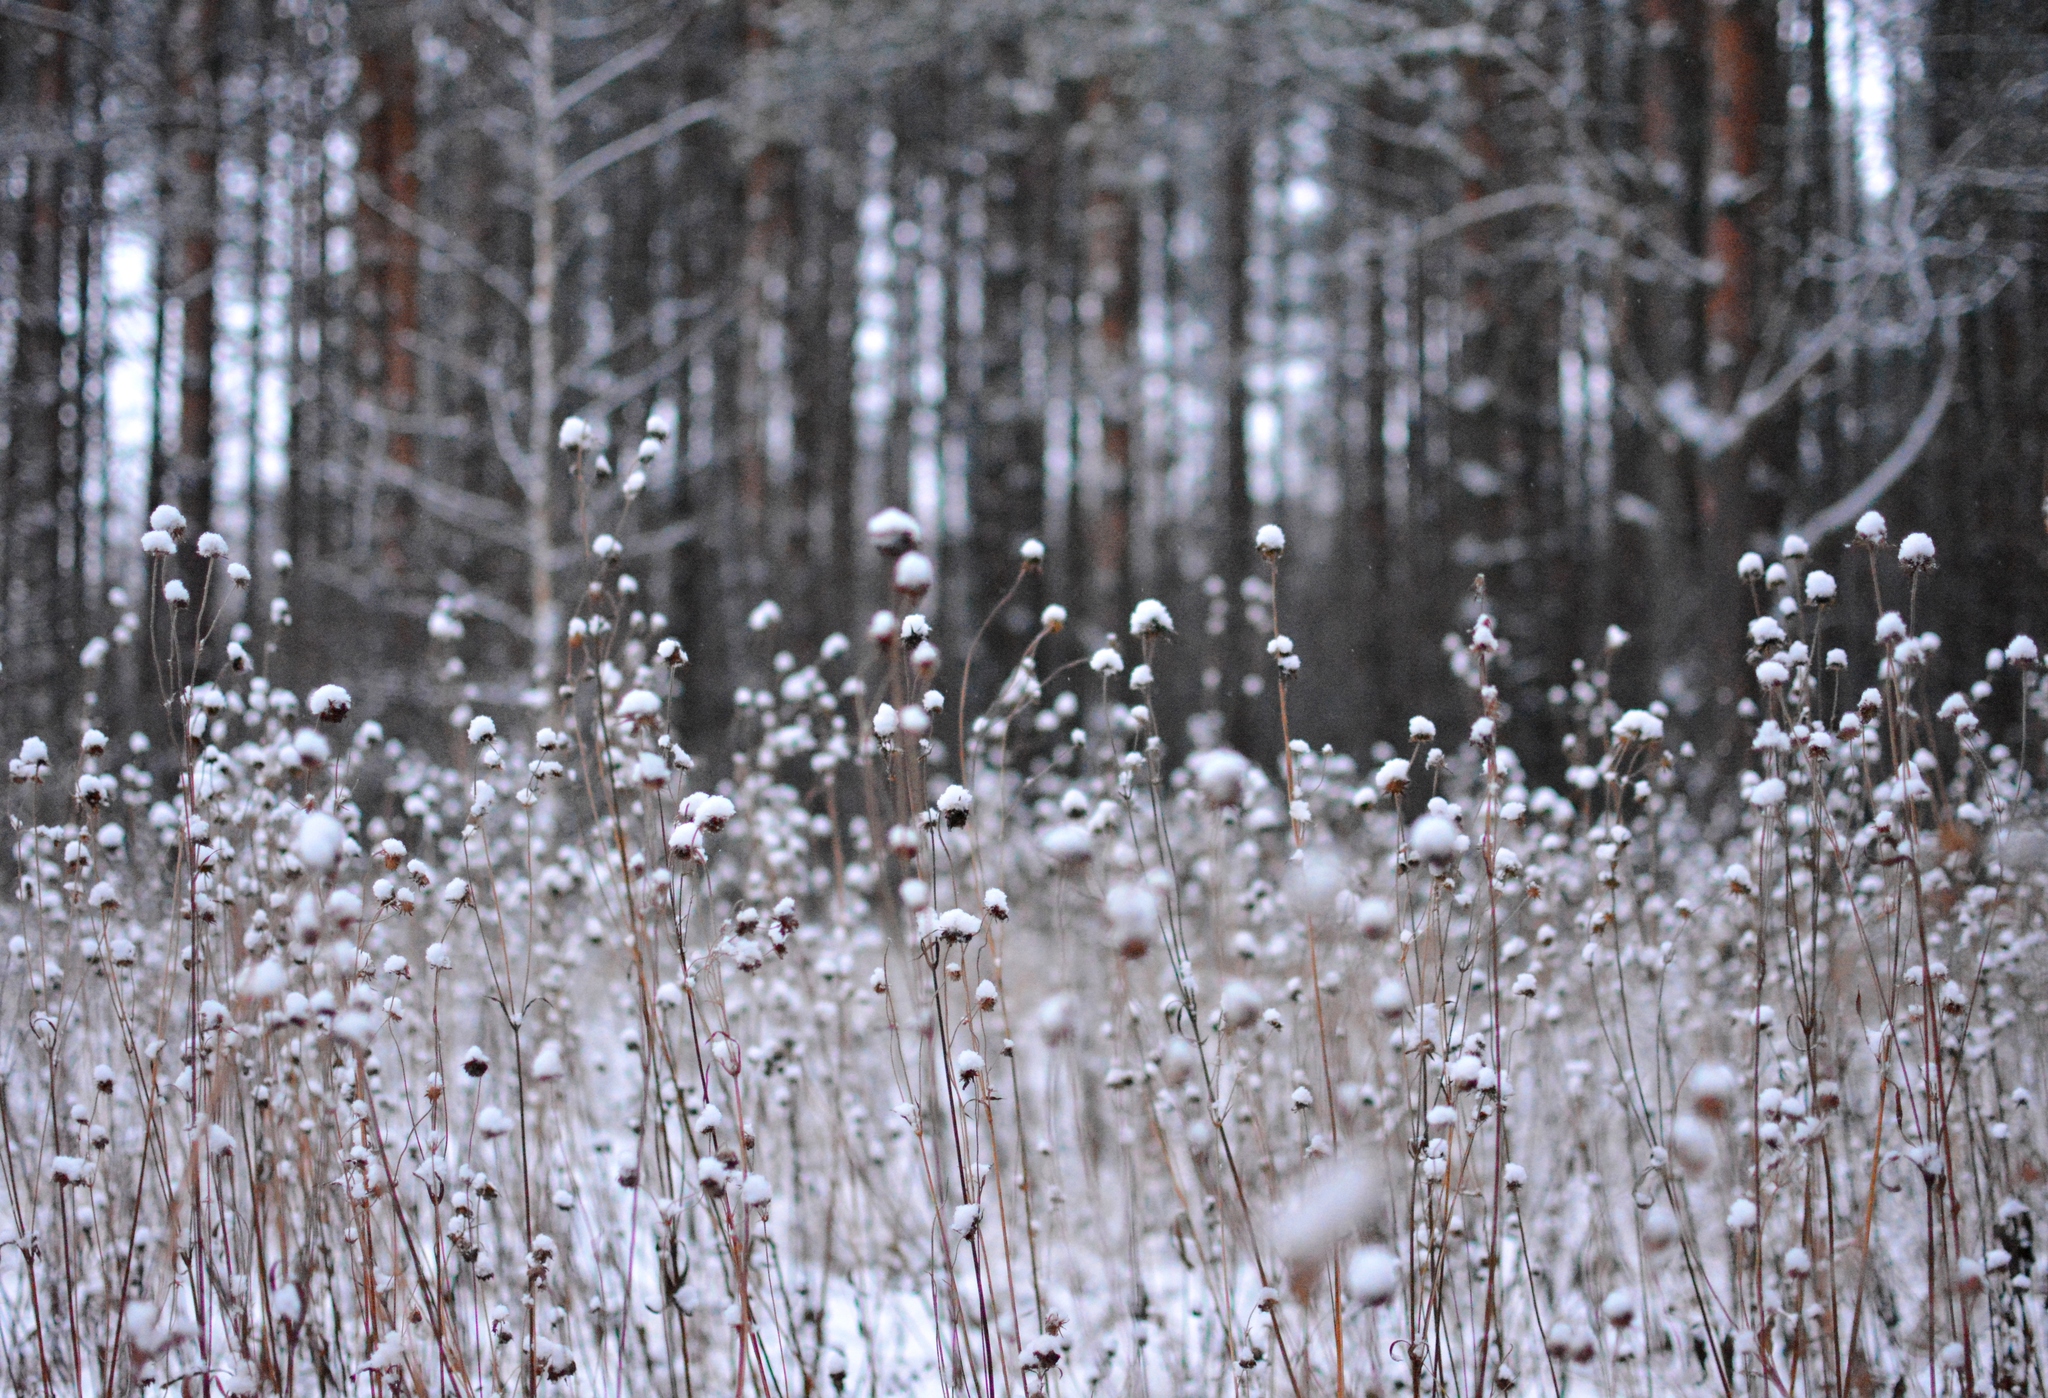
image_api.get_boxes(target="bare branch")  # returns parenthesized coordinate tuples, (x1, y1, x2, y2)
(0, 0, 106, 46)
(463, 0, 527, 43)
(1720, 302, 1869, 446)
(348, 401, 479, 442)
(0, 0, 173, 102)
(615, 516, 699, 560)
(328, 433, 696, 571)
(545, 516, 698, 572)
(1628, 294, 1872, 463)
(1796, 315, 1962, 541)
(398, 331, 536, 492)
(356, 179, 528, 311)
(1412, 183, 1617, 246)
(303, 560, 536, 640)
(550, 99, 720, 201)
(567, 298, 734, 424)
(317, 454, 529, 554)
(560, 292, 716, 385)
(555, 28, 677, 115)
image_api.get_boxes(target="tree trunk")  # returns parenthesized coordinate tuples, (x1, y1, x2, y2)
(1632, 0, 1714, 735)
(970, 37, 1050, 672)
(789, 159, 856, 629)
(356, 13, 420, 465)
(356, 6, 420, 584)
(1696, 0, 1779, 741)
(4, 5, 74, 733)
(1220, 122, 1259, 753)
(164, 0, 221, 532)
(1080, 76, 1135, 639)
(737, 137, 794, 566)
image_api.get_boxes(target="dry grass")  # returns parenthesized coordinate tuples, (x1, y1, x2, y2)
(2, 503, 2044, 1398)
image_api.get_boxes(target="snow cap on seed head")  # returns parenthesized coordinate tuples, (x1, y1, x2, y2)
(866, 507, 922, 556)
(309, 685, 352, 723)
(1612, 709, 1663, 744)
(1129, 598, 1174, 637)
(1409, 813, 1459, 864)
(892, 551, 933, 595)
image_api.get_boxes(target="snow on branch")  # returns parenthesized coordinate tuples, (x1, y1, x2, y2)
(1796, 313, 1961, 541)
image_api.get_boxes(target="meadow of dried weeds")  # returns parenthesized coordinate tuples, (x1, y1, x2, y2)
(3, 483, 2043, 1398)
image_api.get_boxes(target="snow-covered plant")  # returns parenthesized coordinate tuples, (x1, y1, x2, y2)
(3, 495, 2044, 1397)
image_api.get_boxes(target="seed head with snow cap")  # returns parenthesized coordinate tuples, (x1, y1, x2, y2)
(1612, 709, 1663, 745)
(309, 685, 352, 723)
(937, 784, 973, 828)
(892, 551, 933, 596)
(1409, 813, 1459, 866)
(1272, 1155, 1384, 1299)
(1105, 882, 1158, 960)
(294, 812, 348, 875)
(1129, 598, 1174, 637)
(1190, 748, 1251, 807)
(9, 737, 50, 784)
(618, 689, 662, 728)
(865, 507, 922, 556)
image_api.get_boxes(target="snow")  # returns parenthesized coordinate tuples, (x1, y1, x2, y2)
(7, 505, 2046, 1398)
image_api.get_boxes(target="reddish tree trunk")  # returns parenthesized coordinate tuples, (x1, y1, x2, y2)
(1081, 76, 1135, 631)
(1701, 0, 1775, 555)
(356, 28, 420, 467)
(1705, 0, 1768, 409)
(355, 19, 420, 582)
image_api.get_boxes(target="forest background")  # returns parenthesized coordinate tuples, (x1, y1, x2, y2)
(3, 0, 2045, 777)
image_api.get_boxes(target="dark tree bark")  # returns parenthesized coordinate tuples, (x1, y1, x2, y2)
(1629, 0, 1717, 738)
(1694, 0, 1783, 740)
(789, 156, 857, 630)
(1219, 122, 1260, 755)
(1916, 0, 2048, 698)
(3, 4, 75, 733)
(738, 130, 795, 572)
(160, 0, 222, 532)
(356, 9, 420, 467)
(970, 36, 1052, 673)
(1079, 75, 1136, 641)
(355, 4, 421, 586)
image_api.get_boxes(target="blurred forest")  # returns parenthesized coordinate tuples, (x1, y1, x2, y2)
(3, 0, 2046, 779)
